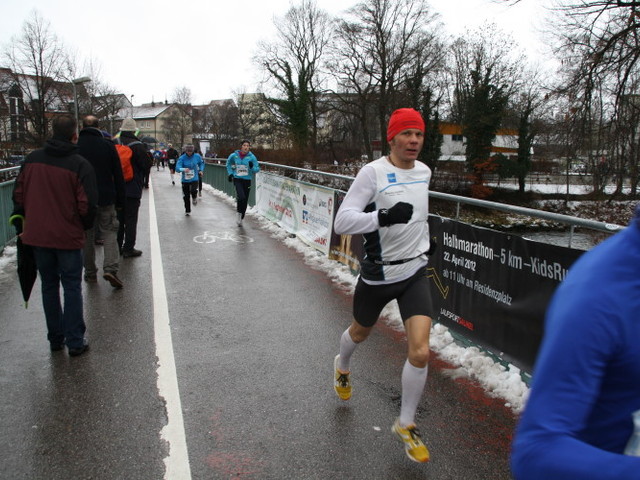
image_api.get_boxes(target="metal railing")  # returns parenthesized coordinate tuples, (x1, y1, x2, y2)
(1, 161, 626, 253)
(204, 160, 625, 247)
(1, 167, 20, 252)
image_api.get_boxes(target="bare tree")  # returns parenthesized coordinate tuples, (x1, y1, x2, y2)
(328, 0, 442, 158)
(450, 24, 527, 197)
(193, 100, 240, 153)
(614, 87, 640, 195)
(163, 86, 192, 148)
(256, 0, 333, 155)
(3, 11, 69, 144)
(514, 1, 640, 195)
(326, 19, 379, 161)
(357, 0, 438, 150)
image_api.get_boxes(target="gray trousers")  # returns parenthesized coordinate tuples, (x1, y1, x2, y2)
(83, 205, 120, 276)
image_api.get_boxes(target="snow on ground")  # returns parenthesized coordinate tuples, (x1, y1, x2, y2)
(490, 178, 632, 195)
(0, 244, 17, 283)
(0, 187, 530, 413)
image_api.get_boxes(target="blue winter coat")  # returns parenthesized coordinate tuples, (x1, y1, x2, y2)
(226, 150, 259, 180)
(176, 153, 204, 183)
(511, 207, 640, 479)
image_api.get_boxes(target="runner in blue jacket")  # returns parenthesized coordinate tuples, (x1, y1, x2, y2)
(226, 140, 259, 226)
(176, 144, 204, 216)
(511, 205, 640, 479)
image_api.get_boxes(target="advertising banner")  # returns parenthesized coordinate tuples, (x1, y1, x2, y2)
(256, 172, 335, 255)
(328, 208, 586, 372)
(426, 216, 584, 371)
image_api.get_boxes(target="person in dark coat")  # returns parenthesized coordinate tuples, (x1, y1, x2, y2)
(77, 115, 126, 288)
(116, 118, 149, 257)
(12, 114, 98, 356)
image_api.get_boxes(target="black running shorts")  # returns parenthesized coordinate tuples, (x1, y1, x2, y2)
(352, 267, 434, 328)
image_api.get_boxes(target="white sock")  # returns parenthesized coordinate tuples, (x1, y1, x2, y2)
(399, 360, 429, 427)
(338, 328, 357, 372)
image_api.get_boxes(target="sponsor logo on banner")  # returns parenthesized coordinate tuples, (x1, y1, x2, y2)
(256, 172, 333, 255)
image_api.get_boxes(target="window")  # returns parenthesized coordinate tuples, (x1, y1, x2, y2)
(452, 134, 464, 142)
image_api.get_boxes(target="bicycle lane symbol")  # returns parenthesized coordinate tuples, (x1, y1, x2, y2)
(193, 231, 255, 244)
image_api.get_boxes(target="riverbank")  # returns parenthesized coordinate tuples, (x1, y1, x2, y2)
(431, 183, 638, 250)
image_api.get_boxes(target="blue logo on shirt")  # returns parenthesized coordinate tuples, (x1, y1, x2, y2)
(387, 173, 397, 183)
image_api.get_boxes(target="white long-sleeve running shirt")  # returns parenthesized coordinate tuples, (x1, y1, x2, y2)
(334, 156, 432, 284)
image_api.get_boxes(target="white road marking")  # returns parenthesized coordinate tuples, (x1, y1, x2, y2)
(148, 184, 192, 480)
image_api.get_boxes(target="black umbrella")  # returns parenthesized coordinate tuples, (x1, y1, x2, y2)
(9, 214, 37, 308)
(140, 136, 158, 144)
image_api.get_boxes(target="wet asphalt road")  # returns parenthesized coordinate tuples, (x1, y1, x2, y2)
(0, 169, 517, 479)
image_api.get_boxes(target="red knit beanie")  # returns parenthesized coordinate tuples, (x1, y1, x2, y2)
(386, 108, 425, 141)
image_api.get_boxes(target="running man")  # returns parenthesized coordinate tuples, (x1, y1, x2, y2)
(166, 143, 179, 185)
(176, 144, 204, 216)
(333, 108, 434, 463)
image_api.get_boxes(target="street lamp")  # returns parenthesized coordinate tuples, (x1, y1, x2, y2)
(71, 76, 91, 127)
(130, 94, 135, 118)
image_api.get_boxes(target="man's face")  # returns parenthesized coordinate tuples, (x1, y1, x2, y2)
(186, 146, 194, 156)
(389, 129, 424, 163)
(240, 142, 250, 154)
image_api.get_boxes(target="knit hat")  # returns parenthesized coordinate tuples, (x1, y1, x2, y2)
(120, 118, 137, 131)
(386, 108, 425, 142)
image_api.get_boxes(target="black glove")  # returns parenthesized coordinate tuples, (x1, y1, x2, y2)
(228, 174, 233, 183)
(378, 202, 413, 227)
(248, 161, 254, 169)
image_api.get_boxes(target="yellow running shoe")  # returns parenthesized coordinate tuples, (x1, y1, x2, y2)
(392, 418, 430, 463)
(333, 354, 352, 400)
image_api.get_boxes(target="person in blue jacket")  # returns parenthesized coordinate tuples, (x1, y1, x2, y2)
(510, 204, 640, 479)
(176, 144, 204, 216)
(226, 140, 259, 226)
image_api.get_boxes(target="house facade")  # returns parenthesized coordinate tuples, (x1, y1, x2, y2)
(0, 67, 89, 156)
(115, 102, 184, 146)
(439, 121, 519, 161)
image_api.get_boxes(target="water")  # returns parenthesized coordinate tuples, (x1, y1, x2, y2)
(521, 230, 611, 251)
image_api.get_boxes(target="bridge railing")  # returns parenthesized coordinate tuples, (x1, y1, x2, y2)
(1, 167, 20, 252)
(202, 161, 625, 242)
(1, 161, 625, 254)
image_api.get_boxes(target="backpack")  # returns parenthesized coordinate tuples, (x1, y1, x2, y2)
(115, 138, 142, 182)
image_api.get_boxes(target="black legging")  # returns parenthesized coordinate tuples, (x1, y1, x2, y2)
(233, 178, 251, 217)
(182, 182, 198, 212)
(117, 197, 141, 252)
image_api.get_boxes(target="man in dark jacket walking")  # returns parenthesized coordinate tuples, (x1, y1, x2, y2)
(78, 115, 126, 288)
(116, 118, 149, 257)
(12, 114, 98, 356)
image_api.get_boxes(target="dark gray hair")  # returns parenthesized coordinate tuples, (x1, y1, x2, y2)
(52, 114, 77, 140)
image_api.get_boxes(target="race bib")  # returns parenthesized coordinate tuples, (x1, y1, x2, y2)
(184, 170, 195, 180)
(236, 164, 249, 176)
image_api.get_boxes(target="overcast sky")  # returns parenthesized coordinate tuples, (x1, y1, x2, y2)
(1, 0, 553, 105)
